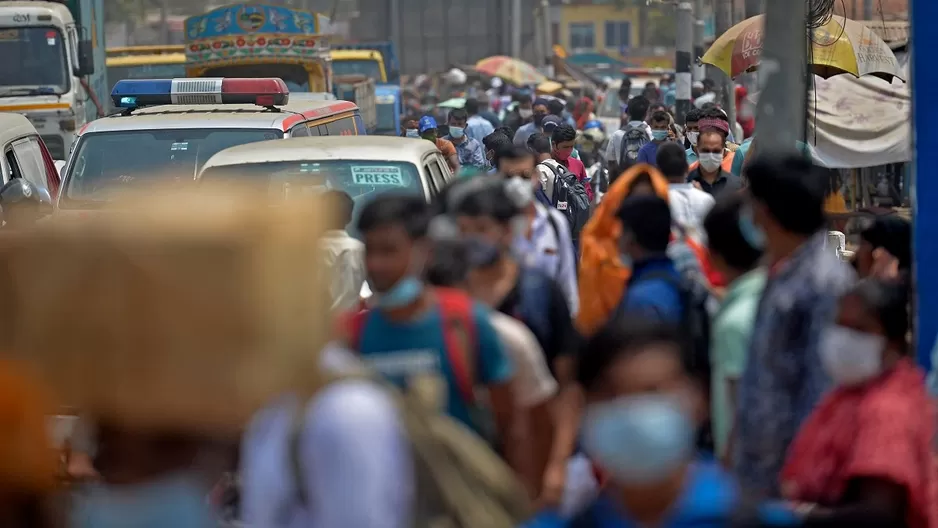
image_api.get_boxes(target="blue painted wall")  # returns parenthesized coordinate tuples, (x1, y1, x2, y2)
(911, 0, 933, 368)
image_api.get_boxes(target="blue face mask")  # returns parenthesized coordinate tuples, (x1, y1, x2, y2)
(582, 394, 694, 486)
(619, 252, 634, 269)
(466, 236, 502, 268)
(651, 129, 669, 141)
(71, 474, 216, 528)
(373, 276, 424, 310)
(405, 128, 420, 138)
(449, 126, 466, 139)
(738, 207, 766, 249)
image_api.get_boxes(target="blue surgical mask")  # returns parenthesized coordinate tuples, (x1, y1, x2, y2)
(582, 394, 694, 486)
(466, 236, 503, 268)
(71, 474, 216, 528)
(619, 252, 634, 269)
(449, 126, 466, 139)
(373, 276, 424, 309)
(405, 128, 420, 138)
(738, 207, 766, 250)
(652, 130, 669, 141)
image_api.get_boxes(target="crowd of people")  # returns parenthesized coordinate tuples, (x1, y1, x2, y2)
(0, 73, 929, 528)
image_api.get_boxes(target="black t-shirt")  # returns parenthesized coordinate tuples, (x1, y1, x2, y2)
(688, 168, 743, 197)
(495, 274, 580, 371)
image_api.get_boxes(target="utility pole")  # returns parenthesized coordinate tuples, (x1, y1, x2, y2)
(862, 0, 873, 19)
(388, 0, 400, 57)
(714, 0, 736, 132)
(675, 2, 693, 124)
(752, 0, 806, 153)
(692, 0, 705, 83)
(541, 0, 554, 77)
(511, 0, 522, 58)
(745, 0, 763, 17)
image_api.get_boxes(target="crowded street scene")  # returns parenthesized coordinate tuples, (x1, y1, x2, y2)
(0, 0, 932, 525)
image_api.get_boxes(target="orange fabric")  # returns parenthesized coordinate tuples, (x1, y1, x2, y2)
(781, 360, 938, 528)
(435, 139, 459, 172)
(0, 360, 58, 493)
(689, 149, 736, 173)
(683, 234, 725, 288)
(575, 164, 670, 336)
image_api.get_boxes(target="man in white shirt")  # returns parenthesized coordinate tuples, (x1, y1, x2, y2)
(319, 190, 365, 312)
(657, 141, 715, 240)
(604, 95, 653, 179)
(240, 344, 414, 528)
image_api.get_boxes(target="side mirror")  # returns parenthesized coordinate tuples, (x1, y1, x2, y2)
(75, 40, 94, 76)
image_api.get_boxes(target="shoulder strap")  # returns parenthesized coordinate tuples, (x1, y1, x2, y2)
(435, 287, 477, 405)
(338, 309, 370, 351)
(544, 210, 570, 272)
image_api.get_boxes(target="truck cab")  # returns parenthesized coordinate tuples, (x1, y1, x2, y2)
(331, 42, 402, 136)
(0, 0, 107, 160)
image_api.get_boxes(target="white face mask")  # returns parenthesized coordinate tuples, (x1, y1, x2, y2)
(698, 152, 722, 172)
(686, 131, 699, 146)
(519, 108, 534, 119)
(820, 325, 886, 385)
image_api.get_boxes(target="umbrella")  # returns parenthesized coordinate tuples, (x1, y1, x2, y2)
(437, 98, 466, 109)
(537, 80, 564, 94)
(701, 15, 903, 82)
(475, 56, 547, 86)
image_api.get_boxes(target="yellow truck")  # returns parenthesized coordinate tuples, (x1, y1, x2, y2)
(183, 3, 332, 93)
(106, 45, 186, 88)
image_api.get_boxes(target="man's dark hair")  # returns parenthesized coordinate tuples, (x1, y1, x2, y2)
(656, 142, 689, 182)
(704, 193, 763, 271)
(551, 123, 576, 144)
(848, 279, 910, 347)
(619, 79, 632, 94)
(627, 95, 650, 122)
(547, 99, 565, 117)
(684, 108, 701, 124)
(516, 93, 532, 105)
(483, 132, 511, 152)
(448, 108, 469, 122)
(861, 216, 912, 271)
(494, 144, 534, 171)
(527, 132, 552, 155)
(322, 190, 354, 228)
(699, 102, 719, 112)
(649, 109, 670, 124)
(426, 239, 470, 287)
(465, 98, 480, 115)
(616, 194, 671, 253)
(357, 193, 431, 239)
(494, 126, 513, 138)
(577, 316, 687, 391)
(746, 154, 826, 235)
(451, 180, 519, 224)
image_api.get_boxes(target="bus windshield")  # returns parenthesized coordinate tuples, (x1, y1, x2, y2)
(332, 60, 384, 82)
(62, 128, 283, 206)
(0, 27, 69, 95)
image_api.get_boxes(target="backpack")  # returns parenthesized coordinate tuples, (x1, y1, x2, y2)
(540, 161, 591, 250)
(575, 164, 671, 336)
(618, 123, 649, 170)
(285, 288, 532, 528)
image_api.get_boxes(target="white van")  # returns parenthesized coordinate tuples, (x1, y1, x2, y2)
(0, 113, 62, 199)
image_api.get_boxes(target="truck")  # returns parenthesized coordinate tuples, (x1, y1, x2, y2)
(331, 41, 401, 136)
(333, 74, 376, 134)
(0, 0, 108, 160)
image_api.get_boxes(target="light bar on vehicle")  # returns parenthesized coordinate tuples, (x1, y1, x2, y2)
(110, 78, 290, 109)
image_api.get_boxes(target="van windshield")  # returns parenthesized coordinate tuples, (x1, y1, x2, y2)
(0, 27, 69, 95)
(61, 128, 283, 206)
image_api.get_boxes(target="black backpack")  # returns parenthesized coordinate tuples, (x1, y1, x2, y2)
(618, 122, 649, 169)
(539, 161, 591, 250)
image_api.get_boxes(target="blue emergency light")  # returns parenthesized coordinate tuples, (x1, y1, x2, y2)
(110, 78, 291, 109)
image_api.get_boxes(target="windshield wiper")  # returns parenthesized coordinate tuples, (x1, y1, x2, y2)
(0, 86, 57, 97)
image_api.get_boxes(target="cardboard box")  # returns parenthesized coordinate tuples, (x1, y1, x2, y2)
(0, 188, 335, 436)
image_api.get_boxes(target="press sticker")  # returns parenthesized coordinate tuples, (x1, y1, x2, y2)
(170, 142, 188, 151)
(351, 166, 404, 186)
(557, 201, 568, 211)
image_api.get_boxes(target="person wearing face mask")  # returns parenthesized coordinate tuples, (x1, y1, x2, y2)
(550, 317, 745, 527)
(503, 93, 533, 134)
(687, 127, 742, 198)
(636, 109, 673, 168)
(513, 98, 551, 147)
(683, 109, 701, 164)
(495, 145, 579, 318)
(735, 154, 856, 498)
(483, 131, 513, 174)
(414, 115, 460, 174)
(443, 108, 489, 171)
(550, 123, 593, 202)
(779, 279, 938, 528)
(348, 193, 521, 465)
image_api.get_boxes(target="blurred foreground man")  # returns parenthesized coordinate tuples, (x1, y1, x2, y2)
(734, 154, 855, 497)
